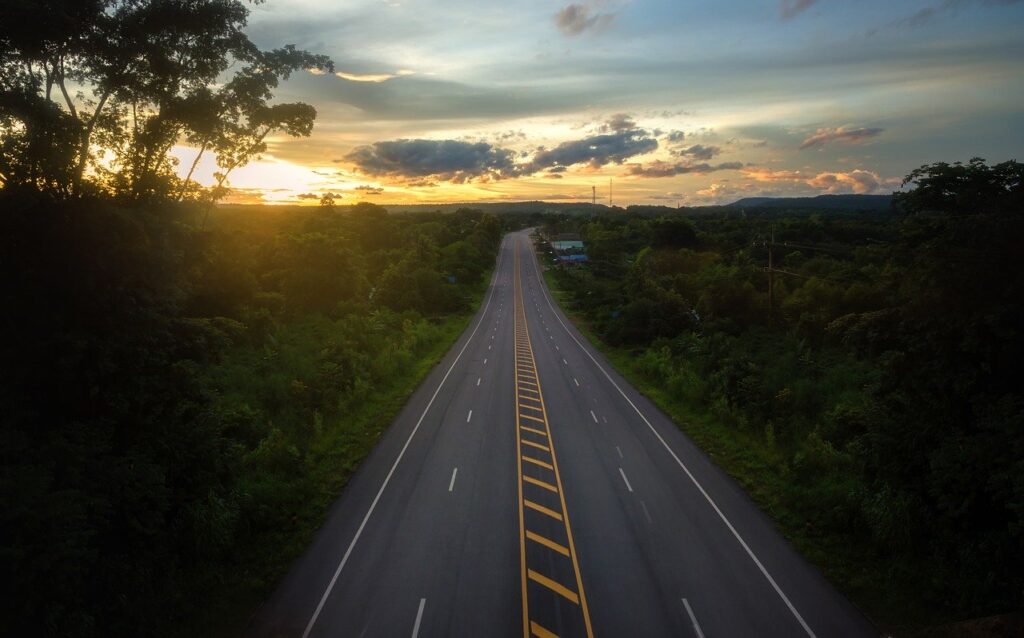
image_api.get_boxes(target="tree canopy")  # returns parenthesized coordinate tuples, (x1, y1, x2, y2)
(0, 0, 332, 202)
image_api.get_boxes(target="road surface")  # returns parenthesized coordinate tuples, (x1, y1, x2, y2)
(248, 231, 877, 638)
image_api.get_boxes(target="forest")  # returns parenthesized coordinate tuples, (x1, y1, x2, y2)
(0, 1, 511, 634)
(540, 158, 1023, 630)
(1, 193, 506, 635)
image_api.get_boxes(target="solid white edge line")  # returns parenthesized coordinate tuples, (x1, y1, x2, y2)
(527, 236, 818, 638)
(618, 467, 634, 492)
(681, 598, 706, 638)
(448, 467, 458, 492)
(301, 237, 507, 638)
(411, 598, 427, 638)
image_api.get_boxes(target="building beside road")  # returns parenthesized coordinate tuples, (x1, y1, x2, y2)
(550, 233, 588, 263)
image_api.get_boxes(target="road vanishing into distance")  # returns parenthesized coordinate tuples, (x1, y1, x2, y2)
(249, 231, 877, 638)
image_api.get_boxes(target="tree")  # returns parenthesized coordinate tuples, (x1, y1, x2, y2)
(0, 0, 332, 202)
(895, 157, 1023, 216)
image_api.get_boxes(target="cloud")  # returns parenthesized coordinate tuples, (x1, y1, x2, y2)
(894, 0, 1022, 28)
(601, 113, 637, 133)
(296, 192, 320, 199)
(665, 130, 685, 143)
(742, 167, 893, 194)
(344, 139, 518, 183)
(808, 169, 884, 194)
(673, 144, 722, 160)
(781, 0, 819, 19)
(352, 185, 384, 195)
(526, 127, 658, 172)
(335, 69, 415, 83)
(625, 160, 744, 178)
(555, 3, 614, 36)
(799, 126, 884, 149)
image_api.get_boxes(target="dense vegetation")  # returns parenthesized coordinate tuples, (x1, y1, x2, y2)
(541, 158, 1023, 629)
(0, 1, 508, 634)
(0, 195, 504, 635)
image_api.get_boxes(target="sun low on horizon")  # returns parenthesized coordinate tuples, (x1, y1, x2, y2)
(175, 0, 1024, 207)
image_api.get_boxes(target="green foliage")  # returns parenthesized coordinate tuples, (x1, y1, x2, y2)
(0, 189, 503, 635)
(543, 159, 1024, 626)
(0, 0, 332, 202)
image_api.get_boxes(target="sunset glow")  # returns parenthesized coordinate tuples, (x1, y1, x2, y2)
(171, 0, 1024, 205)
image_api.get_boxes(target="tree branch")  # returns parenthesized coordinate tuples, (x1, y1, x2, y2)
(55, 57, 78, 119)
(179, 140, 208, 200)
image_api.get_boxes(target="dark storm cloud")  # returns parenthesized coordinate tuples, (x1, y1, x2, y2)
(344, 139, 518, 182)
(673, 144, 721, 160)
(799, 126, 883, 149)
(555, 3, 614, 36)
(625, 161, 743, 178)
(526, 128, 658, 172)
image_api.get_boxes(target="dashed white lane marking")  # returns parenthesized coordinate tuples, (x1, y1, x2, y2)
(562, 358, 568, 365)
(412, 598, 427, 638)
(484, 358, 488, 365)
(640, 500, 653, 524)
(448, 468, 458, 492)
(573, 378, 580, 387)
(590, 410, 598, 423)
(603, 416, 608, 424)
(555, 345, 560, 351)
(488, 345, 491, 350)
(529, 244, 819, 638)
(618, 467, 634, 493)
(300, 243, 503, 638)
(615, 446, 623, 458)
(466, 410, 473, 423)
(477, 377, 481, 386)
(681, 598, 705, 638)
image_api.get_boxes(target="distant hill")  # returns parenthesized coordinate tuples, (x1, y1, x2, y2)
(727, 194, 893, 211)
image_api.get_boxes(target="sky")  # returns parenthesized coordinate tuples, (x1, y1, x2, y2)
(176, 0, 1024, 206)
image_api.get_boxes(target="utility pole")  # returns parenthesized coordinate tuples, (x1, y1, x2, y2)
(609, 178, 613, 207)
(592, 185, 596, 205)
(768, 225, 774, 325)
(755, 226, 776, 325)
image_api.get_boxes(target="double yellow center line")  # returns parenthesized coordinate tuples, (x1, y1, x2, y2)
(513, 245, 594, 638)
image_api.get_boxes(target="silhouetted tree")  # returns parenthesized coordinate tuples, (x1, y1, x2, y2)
(0, 0, 332, 201)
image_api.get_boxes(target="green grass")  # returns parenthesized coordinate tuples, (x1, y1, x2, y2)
(540, 267, 939, 635)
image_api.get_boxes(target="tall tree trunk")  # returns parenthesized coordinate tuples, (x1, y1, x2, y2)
(72, 90, 110, 194)
(178, 141, 208, 200)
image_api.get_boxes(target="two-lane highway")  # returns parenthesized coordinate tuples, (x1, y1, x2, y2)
(248, 231, 877, 637)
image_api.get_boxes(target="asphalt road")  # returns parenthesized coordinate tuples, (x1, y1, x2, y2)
(248, 231, 878, 638)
